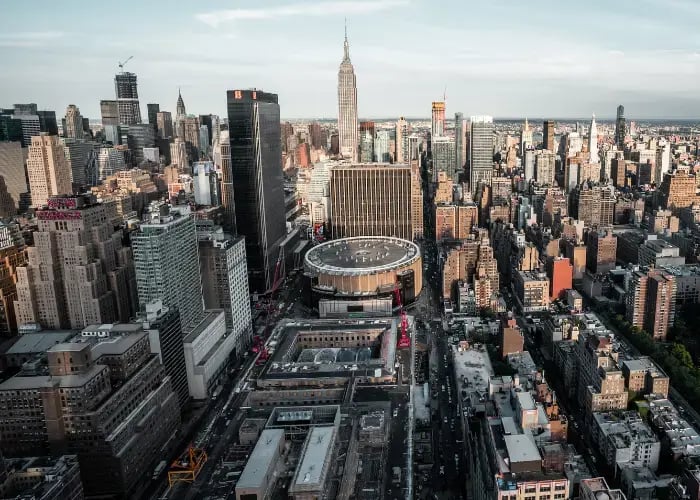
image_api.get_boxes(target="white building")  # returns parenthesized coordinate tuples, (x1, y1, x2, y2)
(97, 147, 126, 181)
(183, 310, 231, 399)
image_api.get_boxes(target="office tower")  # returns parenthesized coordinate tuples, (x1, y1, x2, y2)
(96, 146, 127, 181)
(100, 100, 119, 127)
(199, 124, 210, 156)
(411, 162, 424, 239)
(193, 161, 220, 205)
(0, 326, 180, 498)
(156, 111, 173, 138)
(543, 119, 555, 151)
(586, 230, 617, 274)
(359, 121, 375, 162)
(468, 116, 495, 194)
(63, 104, 83, 139)
(114, 72, 142, 125)
(520, 118, 533, 153)
(523, 149, 535, 182)
(6, 113, 40, 147)
(176, 89, 186, 118)
(213, 130, 236, 234)
(198, 229, 253, 352)
(0, 222, 26, 336)
(535, 150, 556, 185)
(147, 103, 160, 132)
(132, 203, 204, 332)
(626, 268, 676, 341)
(337, 25, 359, 161)
(281, 122, 295, 153)
(308, 122, 324, 149)
(329, 163, 414, 239)
(170, 137, 188, 172)
(26, 134, 72, 208)
(572, 184, 614, 226)
(0, 113, 23, 143)
(62, 138, 97, 188)
(124, 123, 155, 166)
(431, 101, 446, 137)
(0, 142, 28, 215)
(395, 117, 409, 163)
(14, 194, 135, 329)
(589, 114, 599, 163)
(36, 110, 58, 135)
(183, 116, 201, 162)
(614, 104, 626, 148)
(199, 114, 214, 148)
(454, 113, 464, 174)
(433, 136, 456, 179)
(137, 299, 189, 410)
(226, 89, 287, 293)
(374, 130, 391, 163)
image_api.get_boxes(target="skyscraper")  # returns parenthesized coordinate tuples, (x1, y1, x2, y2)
(213, 130, 236, 235)
(147, 103, 160, 131)
(337, 25, 359, 161)
(0, 142, 28, 215)
(176, 89, 187, 118)
(396, 117, 409, 163)
(468, 116, 495, 194)
(520, 118, 533, 153)
(543, 119, 555, 151)
(432, 136, 456, 180)
(14, 194, 135, 330)
(26, 134, 72, 208)
(615, 105, 626, 148)
(589, 114, 599, 163)
(455, 112, 464, 174)
(374, 130, 391, 163)
(359, 121, 375, 162)
(132, 203, 204, 333)
(100, 100, 119, 127)
(63, 105, 83, 139)
(431, 101, 445, 138)
(226, 89, 286, 293)
(156, 111, 173, 138)
(114, 72, 142, 125)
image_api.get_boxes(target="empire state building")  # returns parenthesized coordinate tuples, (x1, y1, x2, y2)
(337, 26, 358, 161)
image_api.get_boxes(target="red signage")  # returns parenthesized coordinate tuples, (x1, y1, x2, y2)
(47, 197, 78, 209)
(37, 210, 82, 221)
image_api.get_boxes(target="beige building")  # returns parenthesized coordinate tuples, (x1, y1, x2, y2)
(330, 163, 417, 240)
(63, 104, 83, 139)
(660, 170, 697, 214)
(514, 271, 550, 312)
(14, 194, 135, 330)
(621, 357, 669, 398)
(26, 134, 72, 208)
(435, 171, 453, 204)
(625, 268, 676, 341)
(411, 161, 424, 239)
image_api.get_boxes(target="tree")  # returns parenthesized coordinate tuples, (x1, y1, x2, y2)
(671, 343, 694, 369)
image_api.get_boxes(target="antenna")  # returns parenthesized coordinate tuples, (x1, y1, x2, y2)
(118, 56, 134, 72)
(443, 86, 447, 102)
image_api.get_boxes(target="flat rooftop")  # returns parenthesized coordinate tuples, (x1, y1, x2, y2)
(292, 426, 336, 489)
(5, 331, 75, 355)
(305, 236, 419, 274)
(504, 433, 541, 463)
(236, 428, 284, 490)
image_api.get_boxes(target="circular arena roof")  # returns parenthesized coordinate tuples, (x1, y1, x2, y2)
(305, 236, 420, 276)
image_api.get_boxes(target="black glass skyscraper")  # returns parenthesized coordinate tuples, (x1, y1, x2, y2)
(615, 105, 626, 148)
(147, 103, 160, 132)
(226, 89, 286, 293)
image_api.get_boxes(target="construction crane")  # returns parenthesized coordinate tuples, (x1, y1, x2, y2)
(394, 283, 410, 349)
(167, 445, 207, 487)
(118, 56, 133, 72)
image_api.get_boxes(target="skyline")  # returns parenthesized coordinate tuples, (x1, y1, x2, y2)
(2, 0, 700, 120)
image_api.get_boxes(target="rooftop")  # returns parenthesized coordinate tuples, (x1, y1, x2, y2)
(504, 433, 542, 463)
(305, 236, 420, 274)
(291, 426, 336, 489)
(236, 428, 285, 490)
(5, 331, 75, 355)
(0, 364, 108, 390)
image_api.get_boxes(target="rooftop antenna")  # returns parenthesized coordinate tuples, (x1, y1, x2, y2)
(443, 86, 447, 102)
(118, 56, 133, 72)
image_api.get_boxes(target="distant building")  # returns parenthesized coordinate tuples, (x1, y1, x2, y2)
(433, 136, 456, 179)
(63, 104, 83, 139)
(586, 230, 617, 275)
(337, 28, 359, 161)
(543, 120, 555, 151)
(26, 134, 72, 208)
(614, 105, 626, 148)
(0, 141, 28, 215)
(469, 116, 494, 194)
(156, 111, 173, 138)
(359, 121, 374, 163)
(431, 101, 446, 138)
(625, 268, 676, 341)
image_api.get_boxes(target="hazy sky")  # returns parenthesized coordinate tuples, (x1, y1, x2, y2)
(2, 0, 700, 120)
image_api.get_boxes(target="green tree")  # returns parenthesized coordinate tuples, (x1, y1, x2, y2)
(671, 343, 694, 369)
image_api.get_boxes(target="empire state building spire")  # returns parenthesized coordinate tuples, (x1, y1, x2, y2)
(337, 20, 358, 161)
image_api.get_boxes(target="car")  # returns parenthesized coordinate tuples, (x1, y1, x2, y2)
(443, 416, 448, 424)
(439, 465, 445, 475)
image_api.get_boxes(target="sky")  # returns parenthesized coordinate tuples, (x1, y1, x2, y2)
(2, 0, 700, 120)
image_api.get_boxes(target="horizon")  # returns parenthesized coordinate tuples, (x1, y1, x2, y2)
(3, 0, 700, 120)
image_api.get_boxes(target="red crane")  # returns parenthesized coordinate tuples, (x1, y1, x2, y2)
(394, 284, 411, 349)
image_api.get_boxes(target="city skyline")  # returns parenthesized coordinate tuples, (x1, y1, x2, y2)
(3, 0, 700, 120)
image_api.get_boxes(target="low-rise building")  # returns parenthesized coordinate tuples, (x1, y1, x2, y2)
(514, 271, 550, 313)
(592, 411, 660, 474)
(183, 309, 230, 399)
(0, 455, 83, 500)
(621, 357, 669, 398)
(235, 428, 286, 500)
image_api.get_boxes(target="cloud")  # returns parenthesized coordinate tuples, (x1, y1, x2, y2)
(0, 31, 65, 48)
(196, 0, 408, 27)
